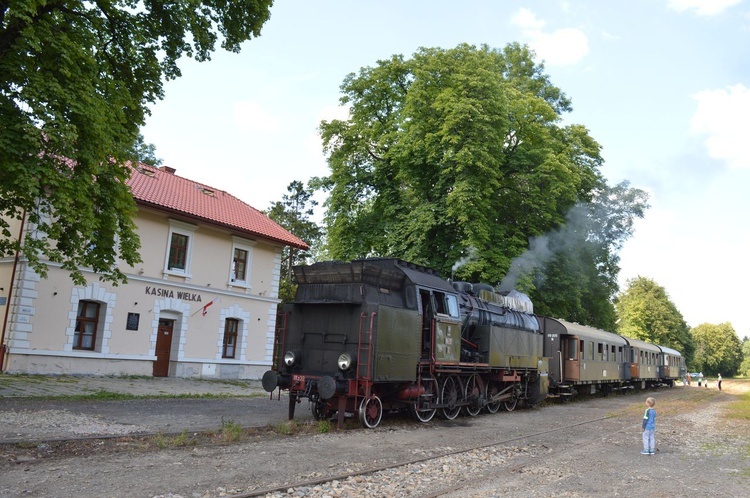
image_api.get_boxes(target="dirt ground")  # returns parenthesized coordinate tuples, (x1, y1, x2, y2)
(0, 381, 748, 497)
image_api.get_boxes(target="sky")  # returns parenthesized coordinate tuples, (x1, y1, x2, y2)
(142, 0, 750, 339)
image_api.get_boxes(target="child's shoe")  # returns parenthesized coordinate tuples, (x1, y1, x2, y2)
(641, 450, 650, 455)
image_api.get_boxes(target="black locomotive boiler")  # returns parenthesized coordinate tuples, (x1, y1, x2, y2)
(262, 258, 548, 429)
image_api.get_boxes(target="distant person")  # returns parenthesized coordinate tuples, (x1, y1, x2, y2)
(718, 374, 722, 391)
(698, 377, 702, 387)
(641, 396, 656, 455)
(705, 377, 709, 388)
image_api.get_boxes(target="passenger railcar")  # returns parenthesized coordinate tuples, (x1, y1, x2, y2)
(540, 317, 630, 396)
(657, 345, 684, 386)
(625, 337, 662, 388)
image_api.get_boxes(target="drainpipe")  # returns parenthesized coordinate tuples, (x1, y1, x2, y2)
(0, 209, 26, 372)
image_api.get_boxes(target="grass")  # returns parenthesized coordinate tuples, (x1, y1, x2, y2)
(725, 389, 750, 421)
(152, 430, 198, 448)
(220, 418, 244, 442)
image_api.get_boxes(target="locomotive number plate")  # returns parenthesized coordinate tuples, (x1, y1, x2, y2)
(292, 374, 306, 389)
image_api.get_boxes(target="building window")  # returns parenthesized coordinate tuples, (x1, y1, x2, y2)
(233, 248, 248, 282)
(74, 301, 100, 350)
(168, 232, 189, 270)
(164, 220, 197, 277)
(223, 319, 239, 358)
(229, 236, 255, 287)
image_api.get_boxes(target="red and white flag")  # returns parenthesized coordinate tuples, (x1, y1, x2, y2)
(201, 298, 216, 316)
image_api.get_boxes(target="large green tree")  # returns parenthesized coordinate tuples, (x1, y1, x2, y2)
(740, 337, 750, 377)
(692, 323, 742, 377)
(317, 43, 645, 322)
(266, 180, 323, 302)
(0, 0, 273, 285)
(616, 276, 694, 364)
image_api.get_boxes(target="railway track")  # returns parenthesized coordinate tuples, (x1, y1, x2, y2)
(234, 412, 623, 498)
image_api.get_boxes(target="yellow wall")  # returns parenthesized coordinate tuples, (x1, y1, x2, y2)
(2, 205, 287, 379)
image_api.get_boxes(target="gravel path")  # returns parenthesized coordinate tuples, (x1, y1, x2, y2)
(1, 383, 748, 498)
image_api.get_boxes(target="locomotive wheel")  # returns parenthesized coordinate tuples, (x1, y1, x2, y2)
(439, 375, 462, 420)
(485, 381, 502, 414)
(409, 378, 438, 423)
(358, 395, 383, 429)
(504, 389, 518, 412)
(311, 400, 330, 421)
(463, 374, 485, 417)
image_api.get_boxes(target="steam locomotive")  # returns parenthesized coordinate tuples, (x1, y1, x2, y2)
(262, 258, 684, 429)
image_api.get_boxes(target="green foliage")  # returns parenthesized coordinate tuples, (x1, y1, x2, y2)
(316, 43, 646, 322)
(266, 180, 323, 302)
(691, 323, 743, 376)
(129, 134, 163, 167)
(0, 1, 272, 285)
(740, 337, 750, 377)
(616, 277, 694, 364)
(220, 418, 244, 442)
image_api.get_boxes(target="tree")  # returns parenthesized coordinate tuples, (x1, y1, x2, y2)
(615, 276, 694, 365)
(1, 1, 273, 285)
(517, 182, 649, 330)
(691, 323, 742, 376)
(740, 337, 750, 377)
(316, 43, 645, 322)
(129, 134, 163, 167)
(266, 180, 323, 302)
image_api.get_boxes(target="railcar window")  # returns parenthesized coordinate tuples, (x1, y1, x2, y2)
(587, 341, 594, 361)
(434, 292, 448, 315)
(567, 338, 577, 360)
(598, 343, 604, 361)
(445, 294, 459, 318)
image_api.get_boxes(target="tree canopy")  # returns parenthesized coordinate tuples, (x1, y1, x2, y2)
(266, 180, 323, 302)
(740, 337, 750, 377)
(691, 323, 742, 377)
(316, 43, 647, 324)
(1, 0, 273, 284)
(615, 276, 694, 364)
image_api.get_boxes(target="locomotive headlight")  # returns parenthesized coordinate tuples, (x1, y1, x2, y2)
(284, 350, 298, 367)
(337, 352, 356, 371)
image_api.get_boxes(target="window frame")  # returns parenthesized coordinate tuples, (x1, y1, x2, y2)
(222, 318, 240, 359)
(228, 236, 256, 288)
(164, 220, 197, 278)
(74, 301, 100, 351)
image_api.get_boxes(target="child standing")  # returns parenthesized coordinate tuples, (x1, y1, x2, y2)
(641, 397, 656, 455)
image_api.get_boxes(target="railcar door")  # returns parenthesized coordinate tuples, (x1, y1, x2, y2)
(563, 336, 580, 381)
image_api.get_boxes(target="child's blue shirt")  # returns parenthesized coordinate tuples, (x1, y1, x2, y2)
(642, 407, 656, 430)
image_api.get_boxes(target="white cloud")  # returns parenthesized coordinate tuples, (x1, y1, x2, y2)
(690, 84, 750, 169)
(511, 8, 546, 30)
(232, 101, 282, 133)
(511, 8, 589, 66)
(667, 0, 741, 16)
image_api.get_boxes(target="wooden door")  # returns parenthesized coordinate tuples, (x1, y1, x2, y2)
(153, 319, 174, 377)
(564, 337, 580, 381)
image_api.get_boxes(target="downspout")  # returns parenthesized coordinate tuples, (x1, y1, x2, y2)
(0, 209, 26, 372)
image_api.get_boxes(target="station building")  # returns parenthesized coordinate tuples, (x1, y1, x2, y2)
(0, 163, 308, 379)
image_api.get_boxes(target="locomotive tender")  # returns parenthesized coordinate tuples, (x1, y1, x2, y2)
(262, 258, 684, 429)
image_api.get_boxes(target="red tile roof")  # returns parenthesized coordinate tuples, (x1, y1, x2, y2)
(126, 163, 309, 249)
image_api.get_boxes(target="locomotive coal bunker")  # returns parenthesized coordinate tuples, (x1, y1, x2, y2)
(262, 258, 549, 429)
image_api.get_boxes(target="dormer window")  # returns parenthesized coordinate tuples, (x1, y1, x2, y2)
(196, 185, 215, 196)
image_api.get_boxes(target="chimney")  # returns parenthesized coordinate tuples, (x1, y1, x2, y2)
(159, 166, 176, 174)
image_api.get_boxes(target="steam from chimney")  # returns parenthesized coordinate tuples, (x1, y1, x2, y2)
(451, 247, 478, 280)
(499, 203, 593, 292)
